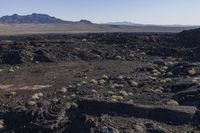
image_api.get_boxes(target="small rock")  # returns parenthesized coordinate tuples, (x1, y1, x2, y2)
(100, 114, 109, 121)
(108, 91, 114, 95)
(71, 94, 76, 98)
(111, 98, 117, 102)
(91, 89, 97, 93)
(127, 99, 133, 104)
(166, 100, 179, 106)
(111, 95, 118, 99)
(163, 66, 168, 70)
(115, 55, 122, 60)
(160, 69, 166, 73)
(90, 79, 98, 84)
(52, 98, 59, 102)
(165, 78, 172, 82)
(10, 91, 16, 96)
(139, 56, 143, 60)
(160, 79, 167, 83)
(0, 69, 3, 72)
(99, 79, 106, 85)
(60, 87, 67, 93)
(141, 52, 146, 55)
(28, 101, 36, 106)
(129, 54, 135, 57)
(119, 90, 129, 97)
(8, 67, 14, 72)
(167, 72, 173, 76)
(0, 119, 4, 129)
(110, 127, 120, 133)
(16, 66, 20, 69)
(71, 102, 78, 109)
(102, 75, 109, 79)
(152, 69, 159, 73)
(82, 38, 87, 42)
(128, 92, 133, 96)
(68, 85, 73, 88)
(159, 87, 164, 90)
(77, 83, 82, 87)
(154, 89, 163, 93)
(167, 61, 175, 65)
(122, 57, 126, 60)
(133, 124, 145, 133)
(111, 83, 124, 89)
(129, 80, 139, 87)
(81, 81, 87, 85)
(152, 72, 161, 77)
(111, 95, 123, 101)
(148, 76, 157, 80)
(187, 68, 196, 76)
(117, 75, 124, 80)
(101, 126, 120, 133)
(31, 93, 40, 100)
(38, 92, 43, 97)
(192, 77, 200, 84)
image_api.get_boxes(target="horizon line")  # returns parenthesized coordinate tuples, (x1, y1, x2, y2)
(0, 13, 200, 26)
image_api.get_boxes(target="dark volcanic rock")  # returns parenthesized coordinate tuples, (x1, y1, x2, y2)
(1, 31, 200, 132)
(174, 85, 200, 108)
(2, 100, 71, 132)
(0, 32, 200, 65)
(77, 99, 197, 124)
(33, 50, 53, 62)
(167, 63, 200, 76)
(0, 50, 23, 65)
(177, 28, 200, 47)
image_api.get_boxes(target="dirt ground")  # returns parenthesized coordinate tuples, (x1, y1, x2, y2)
(0, 24, 196, 35)
(0, 32, 200, 132)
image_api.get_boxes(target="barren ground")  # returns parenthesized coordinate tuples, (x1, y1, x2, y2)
(0, 24, 196, 35)
(0, 32, 200, 132)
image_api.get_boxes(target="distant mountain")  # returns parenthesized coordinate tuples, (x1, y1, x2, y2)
(0, 13, 93, 24)
(0, 13, 66, 24)
(106, 21, 199, 28)
(78, 20, 93, 24)
(106, 21, 143, 26)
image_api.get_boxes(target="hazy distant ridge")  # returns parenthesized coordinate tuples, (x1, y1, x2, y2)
(106, 21, 199, 27)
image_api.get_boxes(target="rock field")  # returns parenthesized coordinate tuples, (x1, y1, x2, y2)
(0, 30, 200, 132)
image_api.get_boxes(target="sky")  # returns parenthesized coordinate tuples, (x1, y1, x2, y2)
(0, 0, 200, 25)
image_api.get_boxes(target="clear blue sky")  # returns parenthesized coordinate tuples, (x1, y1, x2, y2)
(1, 0, 200, 25)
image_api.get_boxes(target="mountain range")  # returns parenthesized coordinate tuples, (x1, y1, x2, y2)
(0, 13, 199, 35)
(0, 13, 198, 28)
(0, 13, 92, 24)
